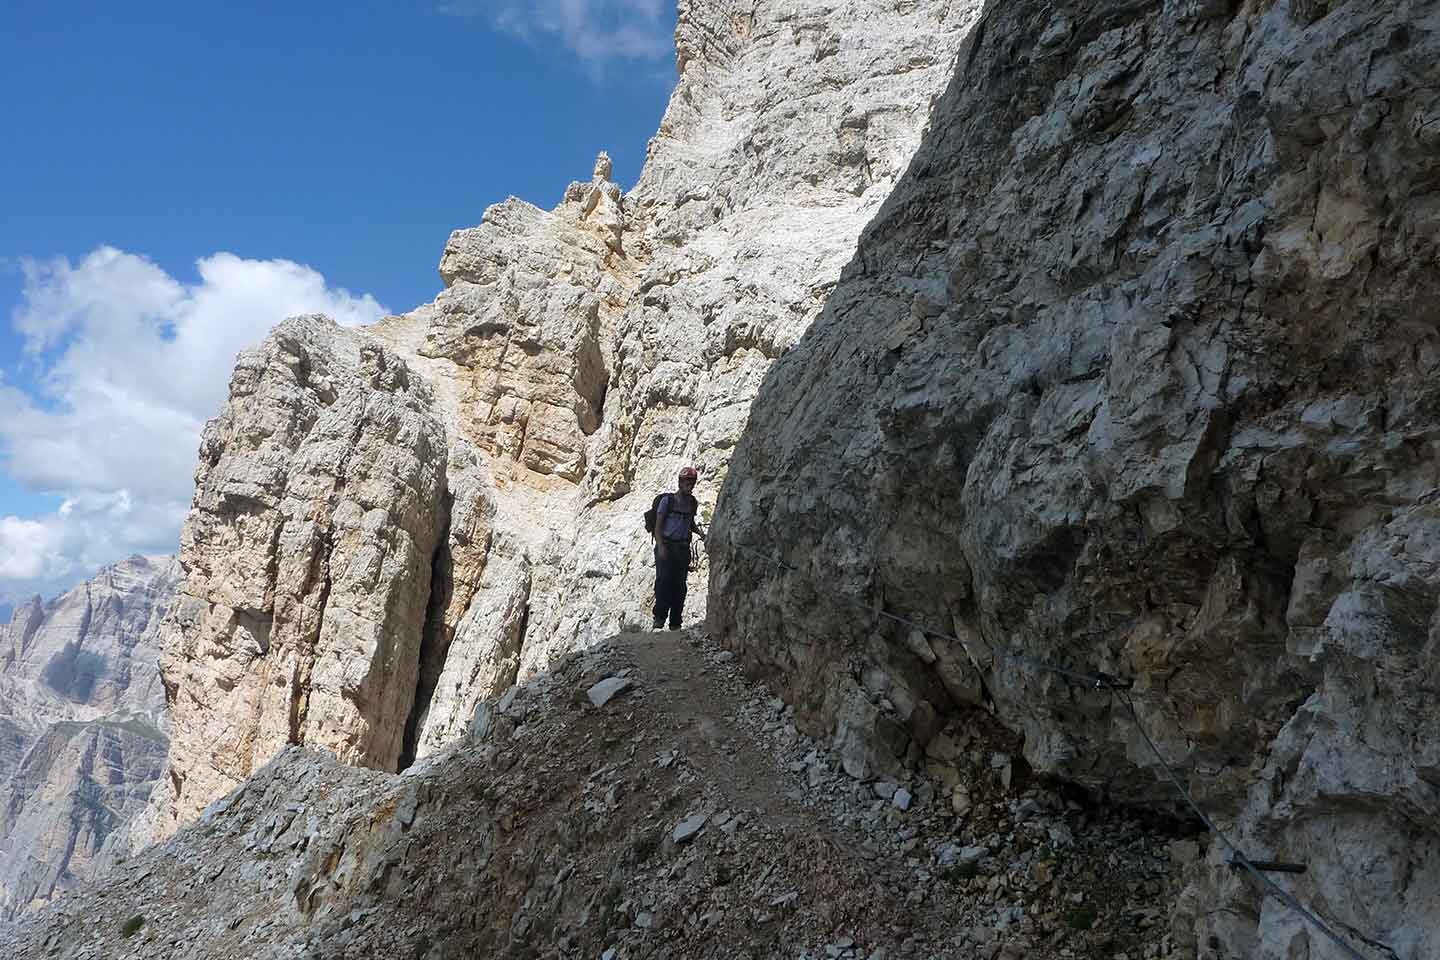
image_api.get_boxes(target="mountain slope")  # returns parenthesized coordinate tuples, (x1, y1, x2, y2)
(138, 0, 984, 840)
(0, 629, 1184, 960)
(0, 555, 179, 920)
(36, 0, 1439, 957)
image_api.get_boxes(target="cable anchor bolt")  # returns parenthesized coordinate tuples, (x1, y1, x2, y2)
(1230, 858, 1308, 875)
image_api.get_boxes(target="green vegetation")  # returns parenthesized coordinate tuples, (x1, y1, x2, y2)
(1063, 905, 1097, 931)
(120, 915, 146, 938)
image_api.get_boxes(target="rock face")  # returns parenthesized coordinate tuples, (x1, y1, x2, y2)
(0, 555, 178, 920)
(712, 1, 1440, 958)
(140, 0, 980, 837)
(146, 319, 447, 835)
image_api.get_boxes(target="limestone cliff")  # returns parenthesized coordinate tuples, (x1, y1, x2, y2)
(142, 0, 981, 835)
(713, 1, 1440, 957)
(0, 555, 178, 920)
(144, 322, 448, 835)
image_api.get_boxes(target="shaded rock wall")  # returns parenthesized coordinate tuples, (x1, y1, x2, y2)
(0, 555, 177, 920)
(711, 1, 1440, 957)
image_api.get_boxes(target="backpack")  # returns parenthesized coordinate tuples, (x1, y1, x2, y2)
(643, 493, 670, 534)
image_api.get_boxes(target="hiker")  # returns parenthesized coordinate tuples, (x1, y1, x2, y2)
(653, 466, 706, 630)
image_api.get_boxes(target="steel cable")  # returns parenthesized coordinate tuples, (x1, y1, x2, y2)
(720, 538, 1382, 959)
(1114, 691, 1372, 960)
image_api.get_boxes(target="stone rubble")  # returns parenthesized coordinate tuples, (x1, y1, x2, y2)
(0, 629, 1190, 959)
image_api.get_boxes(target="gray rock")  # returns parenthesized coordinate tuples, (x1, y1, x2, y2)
(959, 846, 989, 866)
(142, 318, 448, 841)
(586, 677, 633, 708)
(468, 702, 491, 740)
(711, 2, 1440, 956)
(1047, 824, 1074, 849)
(671, 814, 707, 845)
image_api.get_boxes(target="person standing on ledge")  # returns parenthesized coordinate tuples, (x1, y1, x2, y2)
(654, 466, 706, 630)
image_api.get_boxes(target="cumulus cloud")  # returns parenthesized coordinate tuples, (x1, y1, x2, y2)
(441, 0, 673, 68)
(0, 247, 387, 599)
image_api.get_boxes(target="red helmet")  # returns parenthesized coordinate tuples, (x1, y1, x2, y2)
(678, 467, 698, 481)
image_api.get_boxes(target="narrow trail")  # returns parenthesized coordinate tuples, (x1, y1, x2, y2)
(1, 630, 1186, 960)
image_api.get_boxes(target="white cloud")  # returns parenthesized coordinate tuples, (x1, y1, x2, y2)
(0, 516, 57, 581)
(0, 493, 176, 593)
(442, 0, 673, 68)
(0, 247, 387, 599)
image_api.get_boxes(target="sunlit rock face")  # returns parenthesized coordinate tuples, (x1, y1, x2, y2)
(712, 1, 1440, 956)
(140, 0, 981, 841)
(0, 555, 177, 920)
(140, 320, 448, 837)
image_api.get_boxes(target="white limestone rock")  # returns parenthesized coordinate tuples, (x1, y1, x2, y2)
(143, 0, 981, 852)
(143, 317, 448, 838)
(366, 1, 981, 762)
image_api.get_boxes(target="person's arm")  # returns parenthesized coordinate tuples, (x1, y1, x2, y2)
(654, 496, 670, 556)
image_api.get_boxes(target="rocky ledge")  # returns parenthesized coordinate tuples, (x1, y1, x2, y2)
(1, 629, 1190, 960)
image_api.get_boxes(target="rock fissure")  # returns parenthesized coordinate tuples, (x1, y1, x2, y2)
(400, 490, 458, 771)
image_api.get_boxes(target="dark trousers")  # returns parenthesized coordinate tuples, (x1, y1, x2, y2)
(653, 541, 690, 628)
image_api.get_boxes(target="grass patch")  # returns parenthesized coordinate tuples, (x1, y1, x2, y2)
(1063, 906, 1097, 931)
(120, 915, 145, 938)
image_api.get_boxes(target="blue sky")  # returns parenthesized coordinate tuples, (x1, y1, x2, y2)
(0, 0, 676, 603)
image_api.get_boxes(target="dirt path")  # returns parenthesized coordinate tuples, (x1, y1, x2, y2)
(0, 628, 1185, 960)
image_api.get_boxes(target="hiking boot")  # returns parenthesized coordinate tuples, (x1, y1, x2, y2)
(668, 622, 682, 631)
(652, 618, 665, 630)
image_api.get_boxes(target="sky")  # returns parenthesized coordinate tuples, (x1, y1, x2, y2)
(0, 0, 677, 606)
